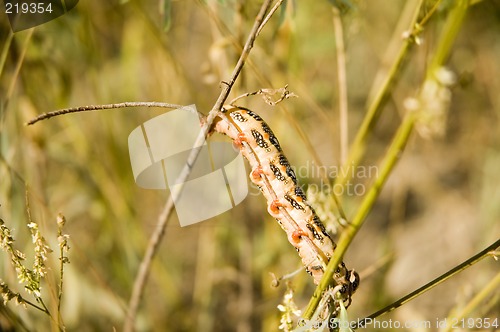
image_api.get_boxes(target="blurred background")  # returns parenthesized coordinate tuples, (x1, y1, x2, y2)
(0, 0, 499, 331)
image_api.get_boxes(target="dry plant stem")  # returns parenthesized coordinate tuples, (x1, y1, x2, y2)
(199, 0, 349, 219)
(334, 0, 424, 187)
(419, 0, 444, 27)
(6, 29, 33, 103)
(56, 216, 66, 329)
(57, 266, 64, 315)
(354, 239, 500, 330)
(304, 0, 470, 320)
(256, 0, 285, 36)
(332, 7, 348, 165)
(443, 270, 500, 332)
(207, 0, 350, 224)
(26, 102, 185, 125)
(123, 1, 276, 331)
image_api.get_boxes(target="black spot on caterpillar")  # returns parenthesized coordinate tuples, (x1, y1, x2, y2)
(284, 194, 305, 211)
(251, 129, 269, 149)
(230, 112, 247, 122)
(261, 122, 282, 152)
(269, 163, 286, 181)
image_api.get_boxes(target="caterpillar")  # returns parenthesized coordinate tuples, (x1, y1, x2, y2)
(212, 104, 359, 307)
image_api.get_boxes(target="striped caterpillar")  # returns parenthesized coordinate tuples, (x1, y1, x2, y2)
(212, 104, 359, 308)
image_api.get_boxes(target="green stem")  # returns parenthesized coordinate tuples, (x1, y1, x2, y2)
(35, 296, 52, 317)
(21, 297, 48, 313)
(303, 0, 470, 320)
(427, 0, 469, 76)
(334, 0, 424, 187)
(303, 108, 417, 320)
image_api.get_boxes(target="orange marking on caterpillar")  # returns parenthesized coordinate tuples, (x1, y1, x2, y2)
(268, 200, 284, 217)
(251, 166, 263, 181)
(291, 229, 308, 244)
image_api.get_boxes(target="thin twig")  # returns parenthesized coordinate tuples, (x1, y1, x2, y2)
(256, 0, 286, 36)
(419, 0, 444, 27)
(228, 85, 297, 106)
(123, 1, 275, 331)
(56, 213, 68, 331)
(26, 102, 186, 126)
(354, 239, 500, 329)
(442, 270, 500, 332)
(199, 0, 348, 222)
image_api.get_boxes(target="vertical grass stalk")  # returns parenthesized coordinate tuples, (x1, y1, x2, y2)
(334, 0, 424, 187)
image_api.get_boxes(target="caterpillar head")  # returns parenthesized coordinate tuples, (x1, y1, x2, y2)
(350, 270, 360, 294)
(335, 269, 360, 308)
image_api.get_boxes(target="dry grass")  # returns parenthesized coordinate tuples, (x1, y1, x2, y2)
(0, 1, 499, 331)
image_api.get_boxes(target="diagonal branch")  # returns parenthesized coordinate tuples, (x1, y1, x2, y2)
(353, 239, 500, 329)
(123, 1, 277, 331)
(302, 0, 470, 321)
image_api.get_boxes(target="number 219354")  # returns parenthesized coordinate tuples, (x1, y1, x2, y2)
(5, 2, 53, 14)
(451, 317, 498, 329)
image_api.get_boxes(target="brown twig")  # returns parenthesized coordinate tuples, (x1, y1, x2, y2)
(26, 102, 186, 125)
(332, 7, 348, 165)
(123, 1, 276, 331)
(256, 0, 286, 36)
